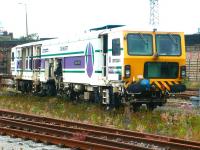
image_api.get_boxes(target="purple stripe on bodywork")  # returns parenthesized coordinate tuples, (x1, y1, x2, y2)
(64, 56, 85, 69)
(26, 60, 28, 69)
(17, 60, 22, 69)
(29, 59, 32, 69)
(33, 59, 41, 69)
(40, 59, 45, 69)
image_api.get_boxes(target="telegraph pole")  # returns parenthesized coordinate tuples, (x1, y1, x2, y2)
(18, 3, 28, 37)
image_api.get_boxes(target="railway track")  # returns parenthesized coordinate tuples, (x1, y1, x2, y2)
(0, 109, 200, 150)
(173, 89, 199, 99)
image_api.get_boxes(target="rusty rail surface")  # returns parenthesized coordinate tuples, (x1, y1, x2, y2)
(173, 89, 199, 99)
(0, 117, 154, 150)
(0, 109, 200, 150)
(0, 127, 126, 150)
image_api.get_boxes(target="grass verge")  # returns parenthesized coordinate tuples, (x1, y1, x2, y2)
(0, 90, 200, 141)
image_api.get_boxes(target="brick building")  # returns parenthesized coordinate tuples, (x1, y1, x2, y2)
(0, 29, 54, 75)
(0, 31, 13, 74)
(185, 34, 200, 60)
(185, 33, 200, 81)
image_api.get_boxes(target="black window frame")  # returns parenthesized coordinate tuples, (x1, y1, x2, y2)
(127, 33, 153, 56)
(112, 38, 121, 56)
(155, 34, 182, 56)
(144, 62, 179, 79)
(11, 52, 14, 62)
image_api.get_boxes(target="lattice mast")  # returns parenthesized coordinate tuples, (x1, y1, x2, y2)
(149, 0, 159, 29)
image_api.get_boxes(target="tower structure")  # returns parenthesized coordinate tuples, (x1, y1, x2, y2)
(149, 0, 159, 29)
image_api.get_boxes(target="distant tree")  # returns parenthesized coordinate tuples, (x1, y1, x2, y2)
(19, 33, 39, 41)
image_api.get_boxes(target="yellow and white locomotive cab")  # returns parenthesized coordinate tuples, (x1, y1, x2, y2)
(11, 25, 186, 110)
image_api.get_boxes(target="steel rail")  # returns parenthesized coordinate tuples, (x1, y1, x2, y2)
(0, 117, 150, 150)
(3, 116, 200, 150)
(0, 109, 199, 148)
(186, 88, 199, 91)
(174, 89, 199, 99)
(0, 127, 126, 150)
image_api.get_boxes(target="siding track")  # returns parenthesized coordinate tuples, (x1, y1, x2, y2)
(0, 109, 200, 150)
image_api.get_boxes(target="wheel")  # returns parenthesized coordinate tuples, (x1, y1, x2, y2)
(132, 104, 141, 112)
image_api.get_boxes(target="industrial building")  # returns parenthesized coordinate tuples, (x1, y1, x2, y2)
(185, 33, 200, 81)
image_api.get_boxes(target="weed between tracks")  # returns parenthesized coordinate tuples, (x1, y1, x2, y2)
(184, 80, 200, 89)
(0, 89, 200, 142)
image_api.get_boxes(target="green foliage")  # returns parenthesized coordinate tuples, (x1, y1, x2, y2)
(183, 78, 200, 88)
(19, 33, 39, 41)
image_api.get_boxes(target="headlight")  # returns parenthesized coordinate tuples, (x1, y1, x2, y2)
(180, 66, 186, 78)
(125, 65, 131, 78)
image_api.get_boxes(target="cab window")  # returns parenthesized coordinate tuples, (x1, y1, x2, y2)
(156, 34, 181, 56)
(127, 34, 153, 55)
(112, 38, 120, 56)
(144, 62, 179, 78)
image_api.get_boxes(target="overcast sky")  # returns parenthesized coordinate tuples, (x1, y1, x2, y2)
(0, 0, 200, 38)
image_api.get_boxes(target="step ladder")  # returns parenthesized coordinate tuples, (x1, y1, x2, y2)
(102, 89, 110, 104)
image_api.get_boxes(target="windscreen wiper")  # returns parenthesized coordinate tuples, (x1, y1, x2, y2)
(168, 34, 178, 45)
(138, 33, 148, 45)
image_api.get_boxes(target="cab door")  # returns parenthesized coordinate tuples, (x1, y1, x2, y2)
(45, 58, 54, 80)
(21, 48, 26, 77)
(102, 34, 108, 77)
(107, 38, 122, 81)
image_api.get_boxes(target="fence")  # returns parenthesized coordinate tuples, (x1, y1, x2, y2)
(186, 59, 200, 81)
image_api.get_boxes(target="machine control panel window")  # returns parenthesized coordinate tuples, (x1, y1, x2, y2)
(144, 62, 179, 79)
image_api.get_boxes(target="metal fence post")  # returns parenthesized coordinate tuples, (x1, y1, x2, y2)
(188, 59, 191, 81)
(196, 59, 199, 81)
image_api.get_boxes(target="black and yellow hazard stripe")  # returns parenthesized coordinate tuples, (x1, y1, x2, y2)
(152, 81, 181, 91)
